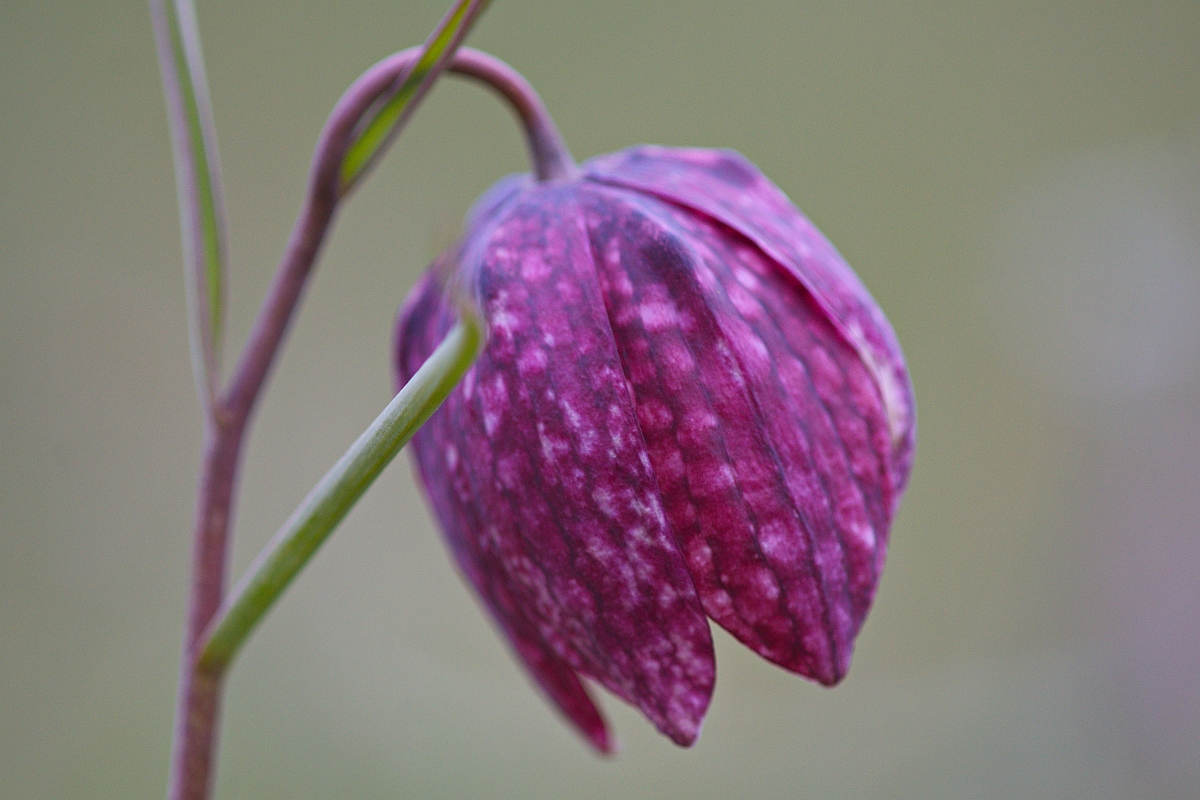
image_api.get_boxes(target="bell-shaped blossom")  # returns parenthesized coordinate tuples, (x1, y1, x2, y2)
(394, 145, 915, 752)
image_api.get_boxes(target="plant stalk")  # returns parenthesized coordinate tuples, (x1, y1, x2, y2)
(161, 0, 495, 785)
(162, 32, 566, 800)
(167, 416, 243, 800)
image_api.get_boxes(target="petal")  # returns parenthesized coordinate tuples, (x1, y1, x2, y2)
(581, 185, 894, 683)
(396, 272, 612, 753)
(584, 147, 915, 503)
(464, 172, 531, 230)
(396, 186, 716, 747)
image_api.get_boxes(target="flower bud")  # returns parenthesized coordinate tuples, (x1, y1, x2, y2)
(395, 145, 915, 752)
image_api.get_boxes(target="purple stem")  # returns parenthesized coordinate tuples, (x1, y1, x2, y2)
(224, 48, 572, 424)
(167, 47, 571, 800)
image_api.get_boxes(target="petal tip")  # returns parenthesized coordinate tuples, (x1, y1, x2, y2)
(591, 728, 619, 757)
(666, 721, 703, 749)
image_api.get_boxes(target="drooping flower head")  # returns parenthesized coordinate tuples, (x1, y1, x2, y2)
(394, 52, 915, 753)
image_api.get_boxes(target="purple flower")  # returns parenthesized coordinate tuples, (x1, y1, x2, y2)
(394, 145, 915, 752)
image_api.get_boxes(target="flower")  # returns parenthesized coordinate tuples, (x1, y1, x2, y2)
(394, 144, 915, 753)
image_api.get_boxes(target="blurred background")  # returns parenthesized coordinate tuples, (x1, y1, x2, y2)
(2, 1, 1198, 798)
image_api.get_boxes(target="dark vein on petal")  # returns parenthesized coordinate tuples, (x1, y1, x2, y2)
(589, 187, 831, 668)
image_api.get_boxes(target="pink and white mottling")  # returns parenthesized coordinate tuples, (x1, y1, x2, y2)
(394, 146, 915, 753)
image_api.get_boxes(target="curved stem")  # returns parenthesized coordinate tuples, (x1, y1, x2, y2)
(338, 1, 495, 191)
(443, 49, 577, 182)
(223, 47, 572, 427)
(166, 40, 570, 800)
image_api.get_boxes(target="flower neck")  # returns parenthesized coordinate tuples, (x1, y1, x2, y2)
(449, 49, 577, 182)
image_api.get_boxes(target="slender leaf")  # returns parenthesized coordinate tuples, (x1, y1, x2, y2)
(339, 0, 492, 194)
(151, 0, 229, 409)
(198, 310, 485, 672)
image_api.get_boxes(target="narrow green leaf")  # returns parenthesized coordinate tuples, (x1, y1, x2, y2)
(339, 0, 492, 194)
(151, 0, 228, 408)
(198, 310, 485, 673)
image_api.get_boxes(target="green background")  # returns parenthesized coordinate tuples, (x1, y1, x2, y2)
(3, 2, 1199, 798)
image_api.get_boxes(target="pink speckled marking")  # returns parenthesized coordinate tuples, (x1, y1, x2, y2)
(584, 146, 915, 502)
(579, 186, 893, 682)
(395, 145, 915, 750)
(396, 187, 716, 750)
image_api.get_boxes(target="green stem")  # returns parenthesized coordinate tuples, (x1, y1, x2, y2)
(151, 0, 228, 412)
(156, 3, 493, 797)
(199, 312, 484, 673)
(339, 0, 494, 194)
